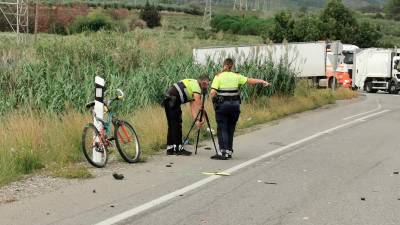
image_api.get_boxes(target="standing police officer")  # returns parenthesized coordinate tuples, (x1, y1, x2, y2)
(210, 58, 270, 160)
(163, 76, 210, 156)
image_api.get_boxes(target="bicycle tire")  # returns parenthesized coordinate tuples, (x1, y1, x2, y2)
(82, 123, 108, 168)
(114, 120, 141, 163)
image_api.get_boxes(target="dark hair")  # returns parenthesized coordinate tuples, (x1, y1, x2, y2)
(198, 75, 210, 81)
(223, 58, 234, 71)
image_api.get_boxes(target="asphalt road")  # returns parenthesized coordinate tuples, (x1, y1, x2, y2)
(1, 92, 400, 225)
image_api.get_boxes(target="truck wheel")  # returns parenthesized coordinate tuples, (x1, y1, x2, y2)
(365, 81, 377, 93)
(388, 82, 399, 94)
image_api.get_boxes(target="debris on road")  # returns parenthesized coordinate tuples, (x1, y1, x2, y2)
(393, 171, 399, 175)
(264, 182, 278, 185)
(202, 172, 230, 176)
(92, 189, 96, 193)
(166, 165, 172, 167)
(2, 197, 16, 204)
(361, 197, 366, 201)
(112, 173, 124, 180)
(204, 147, 212, 150)
(110, 205, 115, 208)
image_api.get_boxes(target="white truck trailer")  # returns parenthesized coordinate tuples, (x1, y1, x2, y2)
(193, 41, 343, 87)
(353, 48, 400, 94)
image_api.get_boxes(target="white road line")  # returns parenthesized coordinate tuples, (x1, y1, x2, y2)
(342, 100, 381, 120)
(94, 109, 390, 225)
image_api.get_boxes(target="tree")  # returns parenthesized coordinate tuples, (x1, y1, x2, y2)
(353, 21, 382, 48)
(264, 0, 382, 47)
(319, 0, 357, 43)
(268, 11, 295, 42)
(139, 1, 161, 28)
(292, 14, 324, 42)
(385, 0, 400, 21)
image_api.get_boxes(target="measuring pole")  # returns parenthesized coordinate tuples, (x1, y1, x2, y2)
(93, 76, 105, 163)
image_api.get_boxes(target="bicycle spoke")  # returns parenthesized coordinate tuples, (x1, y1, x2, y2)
(117, 130, 127, 144)
(114, 121, 141, 163)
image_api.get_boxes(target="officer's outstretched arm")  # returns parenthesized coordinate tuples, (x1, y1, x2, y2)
(247, 78, 270, 86)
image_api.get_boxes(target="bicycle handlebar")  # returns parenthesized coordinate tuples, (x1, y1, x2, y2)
(85, 97, 121, 111)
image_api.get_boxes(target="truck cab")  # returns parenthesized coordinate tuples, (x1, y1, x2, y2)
(354, 48, 400, 94)
(326, 44, 359, 88)
(392, 54, 400, 86)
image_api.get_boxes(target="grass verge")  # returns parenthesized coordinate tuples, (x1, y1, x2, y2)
(0, 87, 358, 187)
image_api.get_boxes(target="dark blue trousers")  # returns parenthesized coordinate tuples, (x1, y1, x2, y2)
(215, 101, 240, 152)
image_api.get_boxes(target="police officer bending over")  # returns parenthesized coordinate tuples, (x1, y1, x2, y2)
(210, 58, 270, 160)
(163, 76, 210, 155)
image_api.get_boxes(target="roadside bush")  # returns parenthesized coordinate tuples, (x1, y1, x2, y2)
(373, 13, 385, 19)
(194, 28, 213, 39)
(129, 19, 147, 30)
(139, 1, 161, 28)
(69, 10, 117, 33)
(49, 22, 68, 35)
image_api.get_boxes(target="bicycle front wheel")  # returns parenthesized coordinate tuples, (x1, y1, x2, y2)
(114, 120, 141, 163)
(82, 123, 108, 168)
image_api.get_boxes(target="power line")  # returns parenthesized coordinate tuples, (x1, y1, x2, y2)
(202, 0, 211, 28)
(0, 0, 29, 41)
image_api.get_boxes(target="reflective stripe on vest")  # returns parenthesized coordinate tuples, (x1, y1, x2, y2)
(173, 82, 190, 103)
(217, 88, 240, 97)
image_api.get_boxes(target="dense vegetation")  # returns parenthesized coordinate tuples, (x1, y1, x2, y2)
(211, 0, 396, 48)
(211, 15, 274, 36)
(268, 1, 382, 47)
(0, 29, 297, 115)
(385, 0, 400, 21)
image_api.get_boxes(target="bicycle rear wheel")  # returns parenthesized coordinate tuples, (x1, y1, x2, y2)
(82, 123, 108, 168)
(114, 120, 141, 163)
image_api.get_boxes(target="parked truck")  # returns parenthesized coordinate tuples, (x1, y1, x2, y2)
(353, 48, 400, 94)
(193, 41, 346, 88)
(326, 44, 359, 88)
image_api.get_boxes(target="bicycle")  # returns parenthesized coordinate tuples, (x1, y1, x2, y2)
(81, 89, 141, 168)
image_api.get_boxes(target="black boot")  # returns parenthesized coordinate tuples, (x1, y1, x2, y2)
(226, 149, 233, 158)
(176, 145, 192, 156)
(210, 150, 228, 160)
(166, 145, 175, 155)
